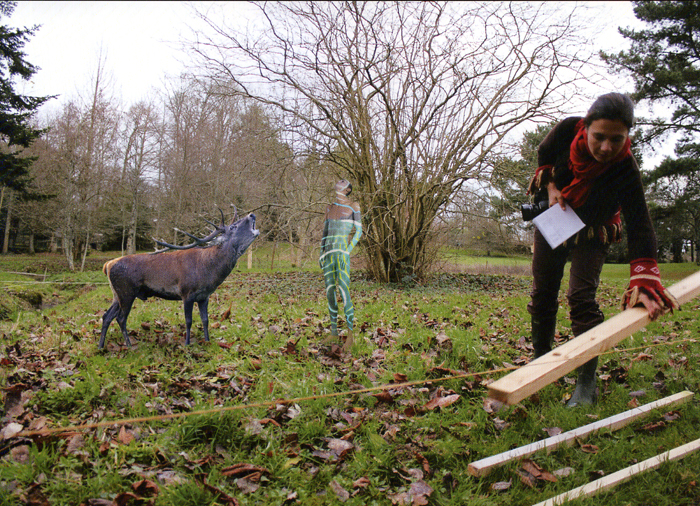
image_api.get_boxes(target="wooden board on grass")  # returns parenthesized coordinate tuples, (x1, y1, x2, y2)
(487, 270, 700, 405)
(532, 437, 700, 506)
(467, 390, 693, 477)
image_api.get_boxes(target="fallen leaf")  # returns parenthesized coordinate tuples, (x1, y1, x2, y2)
(414, 451, 431, 475)
(66, 434, 85, 455)
(10, 445, 30, 463)
(543, 427, 562, 437)
(393, 372, 408, 382)
(222, 463, 270, 479)
(663, 411, 681, 422)
(483, 398, 505, 414)
(408, 480, 433, 505)
(554, 467, 575, 477)
(330, 480, 350, 502)
(2, 422, 24, 439)
(423, 394, 460, 411)
(492, 417, 510, 431)
(353, 477, 371, 489)
(236, 476, 260, 494)
(516, 468, 537, 488)
(373, 391, 395, 403)
(118, 426, 135, 445)
(132, 479, 159, 497)
(324, 438, 355, 459)
(491, 480, 512, 491)
(579, 444, 599, 454)
(521, 459, 557, 483)
(116, 492, 145, 506)
(639, 421, 666, 432)
(157, 470, 184, 485)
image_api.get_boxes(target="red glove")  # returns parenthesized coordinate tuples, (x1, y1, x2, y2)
(622, 258, 679, 312)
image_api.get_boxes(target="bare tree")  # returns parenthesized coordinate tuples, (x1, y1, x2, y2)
(38, 59, 120, 270)
(117, 101, 159, 254)
(190, 1, 595, 281)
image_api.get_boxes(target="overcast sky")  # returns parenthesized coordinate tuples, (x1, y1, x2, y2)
(8, 1, 656, 147)
(10, 1, 203, 112)
(10, 1, 643, 109)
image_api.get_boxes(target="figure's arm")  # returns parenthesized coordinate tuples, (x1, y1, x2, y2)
(348, 204, 363, 253)
(320, 219, 329, 253)
(319, 209, 330, 266)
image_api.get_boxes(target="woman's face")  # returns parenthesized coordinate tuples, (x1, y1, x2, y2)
(586, 118, 629, 163)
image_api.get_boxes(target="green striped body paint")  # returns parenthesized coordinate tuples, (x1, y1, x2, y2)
(320, 209, 362, 334)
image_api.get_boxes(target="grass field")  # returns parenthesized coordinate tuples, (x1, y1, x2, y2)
(0, 250, 699, 505)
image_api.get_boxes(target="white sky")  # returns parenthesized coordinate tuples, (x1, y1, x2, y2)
(9, 1, 642, 111)
(10, 1, 202, 112)
(8, 1, 669, 162)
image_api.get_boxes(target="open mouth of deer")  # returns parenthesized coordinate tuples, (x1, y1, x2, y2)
(249, 214, 260, 237)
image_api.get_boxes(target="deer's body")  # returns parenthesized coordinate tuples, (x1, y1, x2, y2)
(99, 213, 258, 349)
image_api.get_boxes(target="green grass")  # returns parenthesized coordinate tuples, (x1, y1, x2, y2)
(0, 252, 699, 505)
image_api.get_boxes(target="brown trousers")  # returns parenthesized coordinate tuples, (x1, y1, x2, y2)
(527, 228, 608, 337)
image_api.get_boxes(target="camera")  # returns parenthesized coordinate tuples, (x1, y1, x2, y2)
(521, 200, 549, 221)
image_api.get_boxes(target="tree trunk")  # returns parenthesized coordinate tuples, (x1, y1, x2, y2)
(80, 229, 90, 272)
(2, 189, 13, 254)
(64, 215, 75, 271)
(127, 199, 137, 255)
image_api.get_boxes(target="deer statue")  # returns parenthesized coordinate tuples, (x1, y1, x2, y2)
(99, 209, 259, 349)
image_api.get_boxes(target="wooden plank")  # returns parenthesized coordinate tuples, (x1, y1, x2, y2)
(468, 390, 693, 477)
(532, 437, 700, 506)
(488, 269, 700, 405)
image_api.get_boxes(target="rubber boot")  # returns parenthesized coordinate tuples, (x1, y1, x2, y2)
(567, 357, 598, 407)
(531, 315, 556, 360)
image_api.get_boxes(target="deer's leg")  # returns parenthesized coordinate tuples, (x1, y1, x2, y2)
(184, 298, 195, 345)
(115, 297, 135, 347)
(99, 301, 120, 349)
(198, 298, 210, 342)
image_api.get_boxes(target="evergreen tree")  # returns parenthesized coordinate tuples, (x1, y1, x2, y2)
(602, 0, 700, 262)
(0, 1, 51, 194)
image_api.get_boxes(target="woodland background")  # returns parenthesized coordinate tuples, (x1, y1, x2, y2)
(1, 1, 699, 281)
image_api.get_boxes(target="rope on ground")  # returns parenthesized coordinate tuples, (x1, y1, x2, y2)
(10, 337, 697, 440)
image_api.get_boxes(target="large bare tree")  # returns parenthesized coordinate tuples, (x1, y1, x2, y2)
(191, 1, 595, 281)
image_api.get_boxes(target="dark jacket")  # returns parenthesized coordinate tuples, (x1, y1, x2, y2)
(532, 117, 657, 259)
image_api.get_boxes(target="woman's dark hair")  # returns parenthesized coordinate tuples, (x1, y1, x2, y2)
(583, 93, 635, 130)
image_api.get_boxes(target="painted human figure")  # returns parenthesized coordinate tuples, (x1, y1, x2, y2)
(526, 93, 679, 407)
(320, 179, 362, 352)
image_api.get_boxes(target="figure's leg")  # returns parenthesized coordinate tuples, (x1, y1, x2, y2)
(566, 241, 608, 407)
(527, 229, 568, 359)
(322, 255, 339, 337)
(198, 299, 210, 342)
(337, 253, 354, 352)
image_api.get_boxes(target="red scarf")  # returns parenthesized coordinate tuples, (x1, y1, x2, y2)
(561, 119, 631, 208)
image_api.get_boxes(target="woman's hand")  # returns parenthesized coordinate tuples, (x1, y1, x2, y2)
(547, 181, 567, 210)
(626, 290, 664, 320)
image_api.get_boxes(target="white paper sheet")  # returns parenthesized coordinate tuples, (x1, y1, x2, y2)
(532, 203, 585, 249)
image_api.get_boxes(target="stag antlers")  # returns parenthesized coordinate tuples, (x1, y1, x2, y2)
(151, 207, 238, 254)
